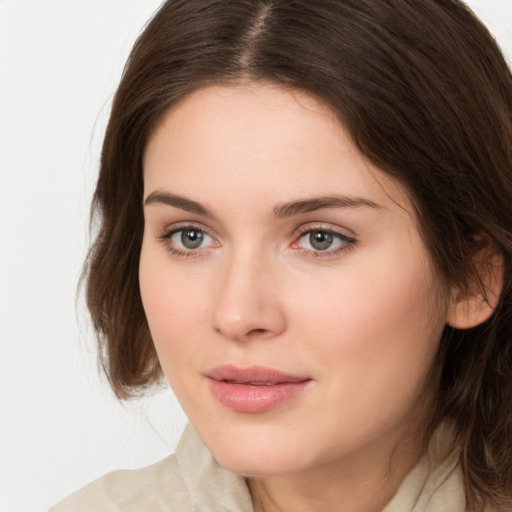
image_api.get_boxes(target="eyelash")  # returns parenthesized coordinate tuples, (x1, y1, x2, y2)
(156, 224, 357, 259)
(292, 225, 357, 258)
(156, 224, 218, 259)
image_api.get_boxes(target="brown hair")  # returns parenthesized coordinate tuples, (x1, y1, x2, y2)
(85, 0, 512, 508)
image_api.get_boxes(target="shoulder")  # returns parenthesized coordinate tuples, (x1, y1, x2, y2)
(48, 424, 254, 512)
(49, 453, 191, 512)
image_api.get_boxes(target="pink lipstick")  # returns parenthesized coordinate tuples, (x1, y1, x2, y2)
(207, 365, 311, 413)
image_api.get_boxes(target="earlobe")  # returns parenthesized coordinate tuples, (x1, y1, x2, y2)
(446, 242, 504, 330)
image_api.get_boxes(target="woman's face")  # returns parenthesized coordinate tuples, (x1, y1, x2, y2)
(140, 84, 449, 477)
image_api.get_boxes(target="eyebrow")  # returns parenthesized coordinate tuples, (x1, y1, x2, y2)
(143, 190, 381, 218)
(144, 191, 214, 217)
(273, 195, 381, 217)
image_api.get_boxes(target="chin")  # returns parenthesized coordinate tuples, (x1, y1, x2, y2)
(196, 420, 314, 477)
(212, 444, 304, 478)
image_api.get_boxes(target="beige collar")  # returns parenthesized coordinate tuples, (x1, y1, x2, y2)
(176, 423, 465, 512)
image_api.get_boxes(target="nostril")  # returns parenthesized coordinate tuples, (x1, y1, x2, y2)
(247, 328, 268, 336)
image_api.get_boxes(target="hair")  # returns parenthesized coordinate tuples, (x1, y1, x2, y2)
(84, 0, 512, 508)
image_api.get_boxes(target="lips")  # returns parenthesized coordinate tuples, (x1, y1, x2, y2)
(206, 365, 311, 413)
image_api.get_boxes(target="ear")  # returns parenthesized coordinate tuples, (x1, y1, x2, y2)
(446, 239, 504, 330)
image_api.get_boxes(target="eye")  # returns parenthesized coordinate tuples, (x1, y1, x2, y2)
(173, 228, 209, 250)
(295, 228, 355, 255)
(157, 225, 218, 256)
(304, 231, 338, 251)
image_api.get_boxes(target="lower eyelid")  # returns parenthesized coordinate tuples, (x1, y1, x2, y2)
(156, 225, 221, 255)
(293, 229, 357, 255)
(155, 224, 354, 255)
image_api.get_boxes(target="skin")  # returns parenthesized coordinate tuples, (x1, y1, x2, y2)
(140, 83, 454, 512)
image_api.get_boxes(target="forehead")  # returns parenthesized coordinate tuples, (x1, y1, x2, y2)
(143, 83, 413, 215)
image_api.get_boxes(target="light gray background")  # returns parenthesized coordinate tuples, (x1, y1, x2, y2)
(0, 1, 510, 511)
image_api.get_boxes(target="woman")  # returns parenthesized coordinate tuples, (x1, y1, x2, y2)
(52, 0, 512, 510)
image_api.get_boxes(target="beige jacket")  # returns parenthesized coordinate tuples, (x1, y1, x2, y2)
(50, 424, 465, 511)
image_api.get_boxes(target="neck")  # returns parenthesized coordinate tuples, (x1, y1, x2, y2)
(247, 425, 427, 512)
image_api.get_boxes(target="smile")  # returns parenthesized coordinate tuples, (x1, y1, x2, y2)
(206, 365, 312, 413)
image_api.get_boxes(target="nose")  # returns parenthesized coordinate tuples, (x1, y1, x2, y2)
(211, 250, 287, 342)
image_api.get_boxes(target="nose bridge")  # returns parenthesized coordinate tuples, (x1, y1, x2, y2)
(211, 243, 286, 341)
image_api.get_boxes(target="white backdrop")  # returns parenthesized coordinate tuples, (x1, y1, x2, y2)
(0, 1, 510, 511)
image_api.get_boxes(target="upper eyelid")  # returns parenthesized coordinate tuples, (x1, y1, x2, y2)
(294, 229, 355, 246)
(157, 221, 214, 237)
(154, 220, 356, 243)
(293, 222, 356, 238)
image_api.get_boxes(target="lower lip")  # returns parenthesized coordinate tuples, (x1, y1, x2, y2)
(208, 379, 310, 413)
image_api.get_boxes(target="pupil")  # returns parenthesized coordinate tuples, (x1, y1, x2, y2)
(310, 231, 333, 251)
(181, 229, 203, 249)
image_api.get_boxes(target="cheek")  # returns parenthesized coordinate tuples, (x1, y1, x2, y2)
(288, 245, 446, 414)
(139, 246, 209, 374)
(292, 249, 443, 349)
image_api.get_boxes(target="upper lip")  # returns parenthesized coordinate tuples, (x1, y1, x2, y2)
(207, 365, 310, 385)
